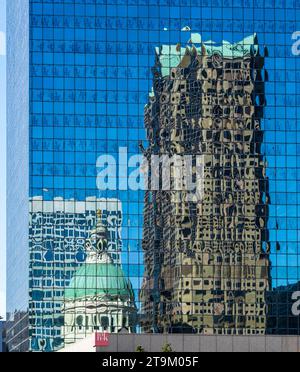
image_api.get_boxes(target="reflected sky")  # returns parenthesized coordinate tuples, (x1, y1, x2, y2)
(29, 0, 300, 300)
(0, 0, 6, 319)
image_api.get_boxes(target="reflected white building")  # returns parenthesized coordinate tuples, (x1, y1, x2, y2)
(29, 197, 124, 351)
(62, 211, 137, 346)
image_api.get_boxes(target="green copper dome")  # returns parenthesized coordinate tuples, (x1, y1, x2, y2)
(65, 262, 134, 300)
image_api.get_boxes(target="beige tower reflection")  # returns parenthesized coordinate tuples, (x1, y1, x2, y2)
(140, 35, 271, 335)
(63, 210, 137, 346)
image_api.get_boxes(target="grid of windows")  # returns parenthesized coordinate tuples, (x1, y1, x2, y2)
(27, 0, 300, 351)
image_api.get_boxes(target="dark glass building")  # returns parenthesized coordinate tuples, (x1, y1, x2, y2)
(267, 281, 300, 335)
(6, 0, 300, 352)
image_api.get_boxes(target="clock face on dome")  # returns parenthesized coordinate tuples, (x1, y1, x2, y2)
(85, 233, 108, 255)
(97, 237, 108, 253)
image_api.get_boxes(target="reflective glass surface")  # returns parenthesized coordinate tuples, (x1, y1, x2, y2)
(28, 0, 300, 351)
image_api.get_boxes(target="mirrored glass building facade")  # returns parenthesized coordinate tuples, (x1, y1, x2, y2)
(7, 0, 300, 352)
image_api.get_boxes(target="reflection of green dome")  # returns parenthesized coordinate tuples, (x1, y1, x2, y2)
(65, 263, 134, 300)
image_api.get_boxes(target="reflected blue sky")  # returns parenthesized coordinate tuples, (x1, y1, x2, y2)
(30, 1, 300, 294)
(0, 0, 6, 318)
(32, 1, 300, 291)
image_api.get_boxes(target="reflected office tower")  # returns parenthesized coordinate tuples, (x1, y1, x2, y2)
(140, 35, 271, 335)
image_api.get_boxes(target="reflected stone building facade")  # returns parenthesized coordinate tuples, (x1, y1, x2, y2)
(141, 35, 271, 335)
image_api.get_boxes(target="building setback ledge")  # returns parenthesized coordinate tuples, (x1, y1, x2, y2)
(97, 335, 300, 353)
(77, 334, 300, 353)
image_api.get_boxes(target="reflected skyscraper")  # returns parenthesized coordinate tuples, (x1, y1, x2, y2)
(141, 35, 271, 335)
